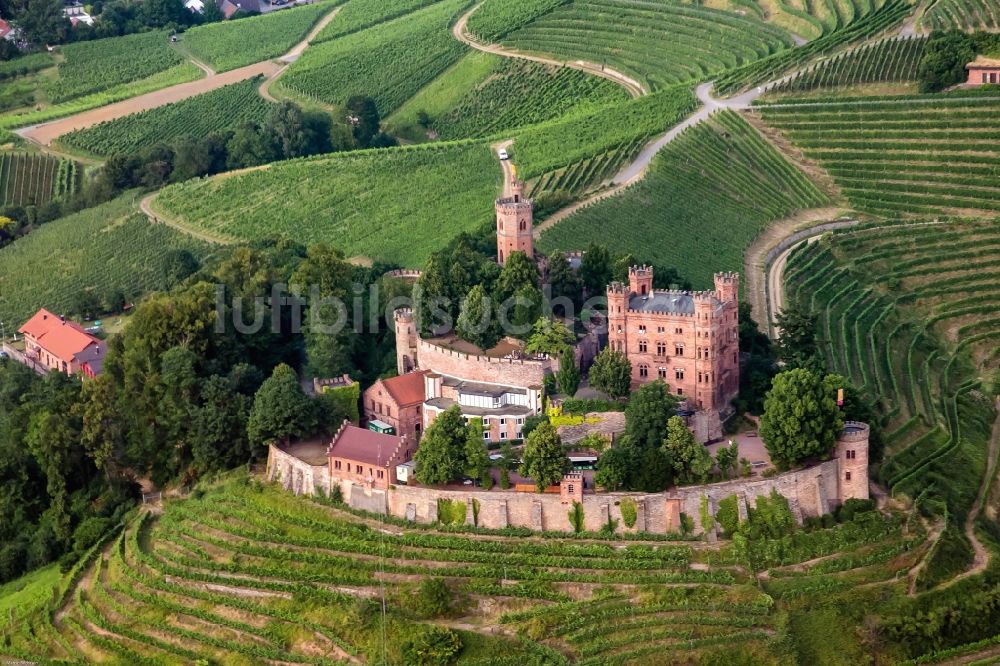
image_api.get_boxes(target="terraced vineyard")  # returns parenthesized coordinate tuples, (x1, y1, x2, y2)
(1, 473, 934, 664)
(313, 0, 440, 42)
(714, 0, 912, 94)
(923, 0, 1000, 30)
(783, 220, 1000, 590)
(757, 92, 1000, 216)
(278, 0, 468, 115)
(46, 30, 184, 103)
(0, 153, 79, 207)
(0, 195, 213, 325)
(769, 36, 925, 94)
(59, 78, 274, 156)
(500, 0, 795, 92)
(527, 139, 643, 199)
(538, 110, 827, 288)
(425, 59, 628, 140)
(152, 142, 498, 265)
(182, 1, 336, 72)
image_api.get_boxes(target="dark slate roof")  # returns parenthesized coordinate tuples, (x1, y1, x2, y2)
(630, 292, 693, 313)
(441, 376, 527, 398)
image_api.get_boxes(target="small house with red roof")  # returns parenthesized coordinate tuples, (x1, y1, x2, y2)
(363, 370, 426, 441)
(327, 422, 414, 491)
(18, 308, 105, 377)
(966, 55, 1000, 86)
(0, 19, 12, 41)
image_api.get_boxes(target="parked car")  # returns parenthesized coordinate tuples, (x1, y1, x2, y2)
(497, 148, 509, 160)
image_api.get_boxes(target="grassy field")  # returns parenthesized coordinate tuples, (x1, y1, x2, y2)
(0, 471, 935, 664)
(0, 153, 79, 207)
(277, 0, 468, 116)
(58, 78, 274, 156)
(757, 91, 1000, 217)
(0, 194, 214, 326)
(769, 36, 925, 95)
(46, 31, 183, 103)
(151, 142, 498, 266)
(388, 55, 628, 141)
(313, 0, 441, 41)
(539, 110, 827, 288)
(783, 220, 1000, 589)
(500, 0, 794, 92)
(182, 1, 337, 72)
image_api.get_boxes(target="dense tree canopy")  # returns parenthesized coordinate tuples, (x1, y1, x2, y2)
(589, 347, 632, 399)
(760, 368, 843, 469)
(519, 422, 569, 491)
(414, 406, 470, 486)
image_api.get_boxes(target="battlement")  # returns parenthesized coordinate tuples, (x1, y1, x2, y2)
(608, 281, 629, 295)
(394, 308, 414, 322)
(838, 421, 871, 443)
(629, 265, 653, 277)
(714, 271, 739, 284)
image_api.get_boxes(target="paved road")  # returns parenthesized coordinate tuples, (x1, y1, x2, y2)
(17, 4, 343, 146)
(452, 3, 646, 98)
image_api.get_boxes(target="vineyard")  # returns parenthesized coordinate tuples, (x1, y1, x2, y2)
(0, 195, 212, 326)
(713, 0, 912, 95)
(0, 153, 79, 208)
(59, 78, 273, 156)
(182, 1, 336, 72)
(278, 0, 468, 115)
(538, 110, 827, 288)
(527, 139, 643, 199)
(923, 0, 1000, 30)
(428, 59, 627, 140)
(45, 30, 185, 103)
(500, 0, 795, 92)
(0, 471, 938, 664)
(768, 36, 926, 95)
(151, 142, 499, 266)
(0, 52, 55, 82)
(466, 0, 568, 42)
(756, 92, 1000, 216)
(782, 220, 1000, 592)
(511, 86, 695, 179)
(314, 0, 440, 42)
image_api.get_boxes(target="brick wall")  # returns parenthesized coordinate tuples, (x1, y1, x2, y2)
(266, 445, 330, 498)
(416, 339, 555, 388)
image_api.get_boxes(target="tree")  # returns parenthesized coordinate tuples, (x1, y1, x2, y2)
(594, 442, 630, 491)
(162, 249, 200, 288)
(546, 250, 582, 314)
(663, 415, 712, 484)
(589, 347, 632, 399)
(247, 364, 317, 452)
(345, 95, 381, 148)
(524, 317, 575, 356)
(456, 284, 498, 350)
(191, 375, 251, 473)
(497, 251, 540, 300)
(557, 348, 580, 397)
(414, 406, 466, 485)
(579, 243, 613, 295)
(463, 417, 490, 481)
(918, 30, 975, 93)
(625, 380, 677, 450)
(775, 301, 822, 371)
(267, 102, 330, 158)
(760, 368, 843, 469)
(498, 439, 515, 489)
(18, 0, 69, 47)
(715, 439, 739, 480)
(519, 422, 568, 491)
(507, 283, 543, 335)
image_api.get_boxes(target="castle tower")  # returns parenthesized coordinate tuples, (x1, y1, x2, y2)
(606, 281, 629, 354)
(628, 265, 654, 297)
(714, 271, 739, 304)
(692, 292, 716, 411)
(496, 180, 533, 266)
(835, 421, 870, 502)
(394, 308, 418, 375)
(714, 271, 740, 406)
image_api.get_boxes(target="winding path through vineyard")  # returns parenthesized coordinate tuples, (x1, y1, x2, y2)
(16, 4, 344, 147)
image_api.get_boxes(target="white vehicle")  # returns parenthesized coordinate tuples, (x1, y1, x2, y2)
(497, 148, 509, 160)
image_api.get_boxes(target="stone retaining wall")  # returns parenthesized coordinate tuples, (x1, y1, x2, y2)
(266, 445, 330, 498)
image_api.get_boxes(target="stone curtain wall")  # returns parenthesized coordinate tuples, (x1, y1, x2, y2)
(416, 338, 557, 387)
(266, 445, 331, 498)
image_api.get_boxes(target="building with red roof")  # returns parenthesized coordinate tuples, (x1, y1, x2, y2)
(0, 19, 11, 40)
(363, 370, 427, 441)
(327, 422, 414, 491)
(18, 309, 105, 377)
(966, 55, 1000, 86)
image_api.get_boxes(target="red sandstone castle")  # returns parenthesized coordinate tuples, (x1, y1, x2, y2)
(607, 267, 740, 412)
(495, 180, 533, 266)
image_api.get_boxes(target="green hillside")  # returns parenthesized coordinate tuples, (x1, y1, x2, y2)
(0, 153, 79, 208)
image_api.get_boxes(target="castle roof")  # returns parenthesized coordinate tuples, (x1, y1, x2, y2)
(379, 371, 427, 407)
(628, 291, 720, 314)
(328, 423, 404, 467)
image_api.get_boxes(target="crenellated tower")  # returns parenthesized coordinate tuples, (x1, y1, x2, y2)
(394, 308, 418, 375)
(606, 281, 629, 354)
(628, 265, 653, 297)
(496, 180, 533, 266)
(835, 421, 870, 502)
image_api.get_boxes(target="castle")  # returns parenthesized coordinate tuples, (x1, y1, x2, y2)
(607, 267, 740, 413)
(495, 180, 534, 266)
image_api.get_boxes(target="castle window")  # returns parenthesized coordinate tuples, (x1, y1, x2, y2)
(356, 465, 362, 474)
(677, 388, 684, 395)
(658, 367, 666, 379)
(639, 340, 647, 353)
(675, 327, 682, 334)
(657, 342, 666, 356)
(639, 364, 648, 378)
(675, 368, 684, 380)
(567, 485, 574, 494)
(377, 470, 384, 479)
(675, 344, 684, 356)
(520, 220, 526, 231)
(334, 460, 341, 470)
(500, 418, 506, 425)
(846, 450, 856, 460)
(639, 325, 646, 334)
(845, 471, 852, 481)
(500, 432, 508, 440)
(657, 326, 664, 333)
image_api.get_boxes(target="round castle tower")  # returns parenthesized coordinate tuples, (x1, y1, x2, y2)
(394, 308, 418, 375)
(835, 421, 870, 502)
(496, 180, 533, 266)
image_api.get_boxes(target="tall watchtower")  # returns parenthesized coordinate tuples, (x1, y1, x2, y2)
(496, 180, 533, 266)
(628, 265, 653, 297)
(394, 308, 418, 375)
(835, 421, 870, 502)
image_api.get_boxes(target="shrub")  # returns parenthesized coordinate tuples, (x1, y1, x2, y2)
(699, 495, 716, 533)
(437, 499, 466, 526)
(716, 495, 740, 536)
(568, 501, 585, 533)
(412, 578, 453, 618)
(401, 625, 462, 666)
(620, 497, 638, 528)
(837, 498, 876, 522)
